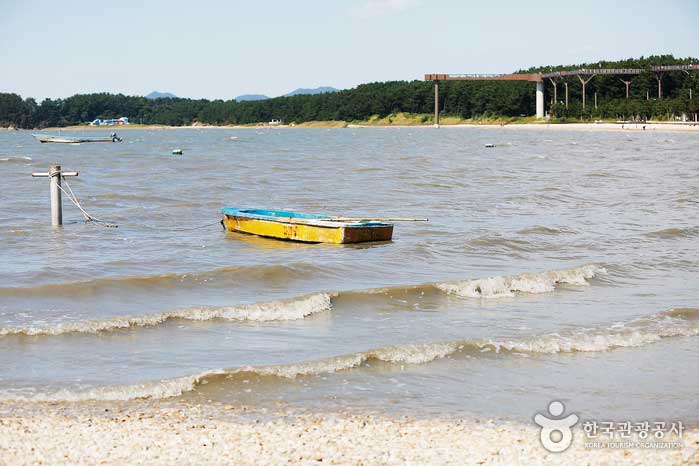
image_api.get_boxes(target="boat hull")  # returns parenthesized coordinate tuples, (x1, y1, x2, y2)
(33, 134, 116, 143)
(222, 210, 393, 244)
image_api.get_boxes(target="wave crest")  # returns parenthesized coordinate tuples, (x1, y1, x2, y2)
(7, 307, 697, 402)
(0, 293, 333, 336)
(0, 262, 328, 298)
(643, 227, 699, 240)
(1, 265, 607, 337)
(0, 156, 32, 163)
(436, 264, 605, 298)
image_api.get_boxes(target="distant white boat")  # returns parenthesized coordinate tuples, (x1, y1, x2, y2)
(33, 133, 122, 144)
(269, 119, 282, 126)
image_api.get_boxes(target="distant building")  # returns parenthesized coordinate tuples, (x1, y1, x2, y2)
(90, 117, 129, 126)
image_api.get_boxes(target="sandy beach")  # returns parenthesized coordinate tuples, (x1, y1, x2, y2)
(0, 401, 697, 465)
(445, 122, 699, 133)
(34, 121, 699, 133)
(346, 121, 699, 133)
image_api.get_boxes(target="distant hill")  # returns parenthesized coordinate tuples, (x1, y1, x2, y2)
(235, 88, 338, 101)
(284, 87, 338, 97)
(145, 91, 177, 99)
(236, 94, 270, 102)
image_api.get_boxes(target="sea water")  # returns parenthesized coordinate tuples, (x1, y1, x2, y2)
(0, 127, 697, 423)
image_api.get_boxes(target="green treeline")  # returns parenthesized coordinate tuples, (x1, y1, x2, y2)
(1, 55, 698, 129)
(522, 54, 699, 120)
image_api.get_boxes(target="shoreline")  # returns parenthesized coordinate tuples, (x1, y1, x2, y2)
(1, 401, 696, 465)
(28, 121, 699, 133)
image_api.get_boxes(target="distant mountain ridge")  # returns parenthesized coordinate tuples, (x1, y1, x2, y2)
(236, 94, 270, 102)
(145, 91, 177, 99)
(284, 86, 338, 96)
(236, 87, 339, 102)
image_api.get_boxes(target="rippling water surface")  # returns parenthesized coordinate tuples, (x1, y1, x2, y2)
(1, 127, 698, 422)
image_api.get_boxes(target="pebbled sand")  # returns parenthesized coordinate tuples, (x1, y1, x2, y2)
(466, 122, 699, 133)
(0, 402, 697, 465)
(36, 121, 699, 132)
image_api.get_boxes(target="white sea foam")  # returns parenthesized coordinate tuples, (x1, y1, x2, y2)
(4, 307, 697, 402)
(436, 264, 605, 298)
(0, 293, 333, 336)
(0, 266, 606, 337)
(488, 323, 699, 354)
(2, 371, 219, 402)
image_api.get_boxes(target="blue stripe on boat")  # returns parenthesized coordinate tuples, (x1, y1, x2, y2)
(221, 208, 331, 220)
(221, 208, 390, 227)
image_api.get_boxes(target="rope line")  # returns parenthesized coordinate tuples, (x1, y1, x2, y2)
(128, 221, 222, 232)
(58, 176, 118, 228)
(55, 174, 221, 231)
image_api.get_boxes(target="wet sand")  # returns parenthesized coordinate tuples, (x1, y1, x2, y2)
(0, 402, 697, 465)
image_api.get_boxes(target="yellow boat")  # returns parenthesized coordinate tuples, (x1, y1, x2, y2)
(221, 208, 394, 244)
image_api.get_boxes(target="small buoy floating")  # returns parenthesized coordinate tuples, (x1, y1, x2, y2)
(172, 149, 183, 155)
(484, 143, 495, 148)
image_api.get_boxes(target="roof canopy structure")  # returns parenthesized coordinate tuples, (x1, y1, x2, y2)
(424, 63, 699, 122)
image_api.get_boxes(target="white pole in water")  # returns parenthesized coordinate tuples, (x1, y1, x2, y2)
(50, 165, 62, 225)
(32, 165, 79, 226)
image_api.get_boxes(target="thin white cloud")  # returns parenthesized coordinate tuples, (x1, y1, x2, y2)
(349, 0, 421, 18)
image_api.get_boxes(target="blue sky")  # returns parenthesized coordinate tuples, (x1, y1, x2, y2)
(1, 0, 697, 100)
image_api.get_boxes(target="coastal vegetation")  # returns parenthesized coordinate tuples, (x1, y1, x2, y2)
(1, 55, 697, 129)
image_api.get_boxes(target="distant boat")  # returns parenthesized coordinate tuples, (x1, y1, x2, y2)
(268, 119, 282, 126)
(33, 133, 122, 144)
(221, 208, 394, 244)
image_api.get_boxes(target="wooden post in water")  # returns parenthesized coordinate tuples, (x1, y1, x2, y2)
(31, 165, 79, 226)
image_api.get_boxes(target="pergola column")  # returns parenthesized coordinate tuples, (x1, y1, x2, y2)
(577, 75, 595, 111)
(655, 72, 663, 99)
(434, 80, 440, 127)
(548, 77, 558, 113)
(619, 78, 632, 99)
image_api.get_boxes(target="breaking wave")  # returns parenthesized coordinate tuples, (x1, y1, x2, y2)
(435, 264, 604, 298)
(0, 265, 606, 337)
(0, 293, 333, 336)
(7, 307, 697, 402)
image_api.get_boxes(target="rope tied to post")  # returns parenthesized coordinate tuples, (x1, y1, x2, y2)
(34, 165, 219, 231)
(58, 176, 118, 228)
(58, 178, 217, 231)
